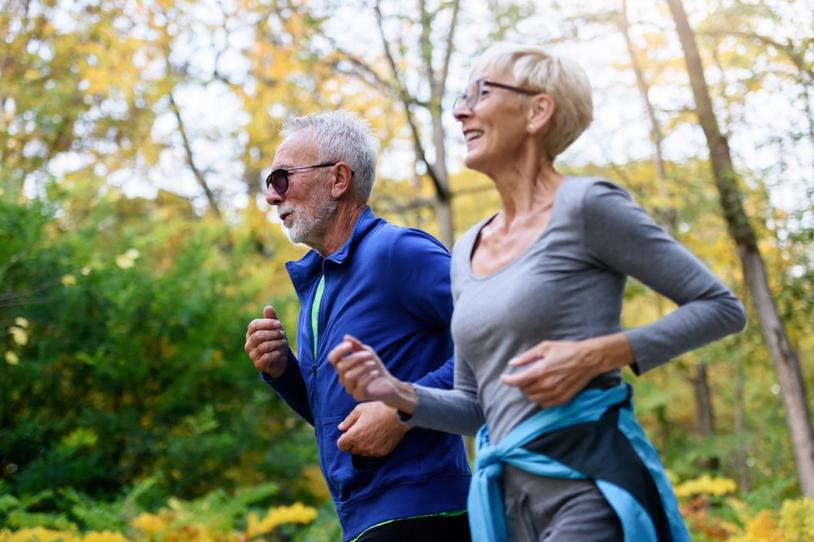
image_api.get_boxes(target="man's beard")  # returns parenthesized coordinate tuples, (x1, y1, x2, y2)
(284, 191, 338, 246)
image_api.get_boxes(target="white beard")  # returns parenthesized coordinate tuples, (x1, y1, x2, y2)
(284, 190, 338, 247)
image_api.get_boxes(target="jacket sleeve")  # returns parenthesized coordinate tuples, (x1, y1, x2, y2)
(387, 229, 456, 390)
(583, 180, 747, 374)
(388, 229, 455, 329)
(413, 356, 455, 390)
(261, 349, 314, 426)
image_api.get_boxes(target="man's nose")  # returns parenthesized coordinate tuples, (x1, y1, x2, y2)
(265, 186, 284, 206)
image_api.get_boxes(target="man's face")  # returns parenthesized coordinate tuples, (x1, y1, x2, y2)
(267, 129, 337, 247)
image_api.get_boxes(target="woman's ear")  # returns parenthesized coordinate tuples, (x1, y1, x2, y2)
(330, 161, 354, 199)
(527, 94, 556, 135)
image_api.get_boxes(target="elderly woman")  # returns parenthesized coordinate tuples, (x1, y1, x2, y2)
(329, 43, 746, 542)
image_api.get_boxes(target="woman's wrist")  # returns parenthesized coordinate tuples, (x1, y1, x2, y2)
(391, 379, 418, 416)
(583, 332, 634, 373)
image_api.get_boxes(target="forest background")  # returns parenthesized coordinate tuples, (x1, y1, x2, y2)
(1, 0, 813, 540)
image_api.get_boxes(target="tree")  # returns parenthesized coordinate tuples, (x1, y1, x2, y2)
(666, 0, 814, 496)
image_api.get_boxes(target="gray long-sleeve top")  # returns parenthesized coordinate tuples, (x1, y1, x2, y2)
(408, 178, 747, 444)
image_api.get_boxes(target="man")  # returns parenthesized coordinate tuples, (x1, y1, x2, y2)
(244, 111, 470, 542)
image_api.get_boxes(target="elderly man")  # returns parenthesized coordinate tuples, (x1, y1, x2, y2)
(244, 111, 470, 542)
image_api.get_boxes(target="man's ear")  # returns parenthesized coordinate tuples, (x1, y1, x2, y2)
(527, 94, 556, 135)
(330, 162, 354, 199)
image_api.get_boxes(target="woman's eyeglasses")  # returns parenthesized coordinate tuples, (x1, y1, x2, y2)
(453, 79, 540, 112)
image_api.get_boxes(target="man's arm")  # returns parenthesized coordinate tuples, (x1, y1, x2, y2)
(413, 356, 455, 389)
(261, 350, 314, 426)
(246, 306, 314, 426)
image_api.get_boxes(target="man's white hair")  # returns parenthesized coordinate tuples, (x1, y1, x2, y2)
(471, 43, 593, 160)
(282, 110, 379, 202)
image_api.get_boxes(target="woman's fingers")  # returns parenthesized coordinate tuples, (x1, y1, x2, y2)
(329, 336, 390, 401)
(344, 334, 368, 351)
(338, 360, 382, 401)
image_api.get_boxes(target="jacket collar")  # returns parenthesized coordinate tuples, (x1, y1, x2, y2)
(285, 206, 382, 297)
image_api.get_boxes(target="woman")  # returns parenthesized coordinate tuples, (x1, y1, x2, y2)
(329, 43, 746, 542)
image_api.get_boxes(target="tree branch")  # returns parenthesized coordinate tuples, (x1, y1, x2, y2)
(374, 0, 449, 201)
(169, 93, 222, 218)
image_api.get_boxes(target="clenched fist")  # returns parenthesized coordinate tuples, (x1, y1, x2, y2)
(245, 305, 289, 379)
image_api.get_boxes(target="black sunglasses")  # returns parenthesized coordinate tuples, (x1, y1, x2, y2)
(264, 162, 337, 195)
(453, 79, 541, 111)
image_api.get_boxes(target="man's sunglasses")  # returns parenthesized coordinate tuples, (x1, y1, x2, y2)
(264, 162, 337, 195)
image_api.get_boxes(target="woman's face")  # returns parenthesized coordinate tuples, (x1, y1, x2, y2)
(454, 66, 531, 175)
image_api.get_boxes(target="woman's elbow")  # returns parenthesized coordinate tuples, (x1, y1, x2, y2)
(724, 297, 748, 334)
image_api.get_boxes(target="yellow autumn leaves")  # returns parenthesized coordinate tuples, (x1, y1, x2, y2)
(0, 502, 317, 542)
(5, 317, 29, 366)
(674, 474, 738, 498)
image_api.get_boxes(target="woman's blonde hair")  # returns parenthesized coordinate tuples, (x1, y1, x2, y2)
(471, 43, 593, 160)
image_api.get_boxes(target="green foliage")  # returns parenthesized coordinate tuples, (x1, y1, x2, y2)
(0, 179, 316, 509)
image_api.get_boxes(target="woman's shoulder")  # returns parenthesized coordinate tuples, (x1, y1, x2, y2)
(563, 176, 631, 199)
(558, 177, 637, 217)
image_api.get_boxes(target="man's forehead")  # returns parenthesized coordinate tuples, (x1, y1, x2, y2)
(273, 128, 318, 166)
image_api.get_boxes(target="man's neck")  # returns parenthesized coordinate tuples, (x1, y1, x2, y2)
(313, 201, 368, 257)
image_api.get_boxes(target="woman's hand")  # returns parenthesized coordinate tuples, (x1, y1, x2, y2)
(328, 335, 418, 414)
(501, 334, 633, 407)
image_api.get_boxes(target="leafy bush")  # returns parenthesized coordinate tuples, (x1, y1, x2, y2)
(1, 180, 317, 507)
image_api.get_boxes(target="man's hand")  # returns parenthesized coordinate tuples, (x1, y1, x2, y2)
(244, 305, 289, 379)
(336, 402, 410, 457)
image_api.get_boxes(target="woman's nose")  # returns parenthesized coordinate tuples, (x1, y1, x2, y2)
(452, 102, 471, 121)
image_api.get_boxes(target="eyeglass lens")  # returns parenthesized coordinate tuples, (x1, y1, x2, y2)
(266, 170, 288, 195)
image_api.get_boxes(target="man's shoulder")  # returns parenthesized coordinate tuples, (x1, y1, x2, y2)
(373, 221, 448, 252)
(358, 220, 449, 262)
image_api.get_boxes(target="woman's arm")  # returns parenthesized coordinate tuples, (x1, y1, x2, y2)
(407, 349, 485, 436)
(582, 180, 747, 373)
(503, 180, 746, 407)
(329, 335, 485, 436)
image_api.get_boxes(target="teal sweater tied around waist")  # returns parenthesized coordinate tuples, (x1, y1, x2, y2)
(467, 384, 691, 542)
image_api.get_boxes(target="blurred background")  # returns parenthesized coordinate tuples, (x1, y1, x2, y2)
(1, 0, 812, 540)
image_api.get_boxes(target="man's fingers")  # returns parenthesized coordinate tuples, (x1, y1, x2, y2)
(247, 318, 284, 335)
(263, 305, 278, 319)
(338, 407, 360, 431)
(250, 329, 287, 344)
(336, 431, 353, 452)
(251, 339, 288, 357)
(253, 347, 287, 371)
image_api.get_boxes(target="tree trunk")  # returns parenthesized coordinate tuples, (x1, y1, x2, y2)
(690, 360, 720, 469)
(374, 0, 458, 248)
(690, 361, 716, 437)
(667, 0, 814, 496)
(735, 356, 751, 493)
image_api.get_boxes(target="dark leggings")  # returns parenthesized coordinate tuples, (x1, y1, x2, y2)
(356, 513, 471, 542)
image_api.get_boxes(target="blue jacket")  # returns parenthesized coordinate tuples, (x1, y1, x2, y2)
(265, 208, 471, 541)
